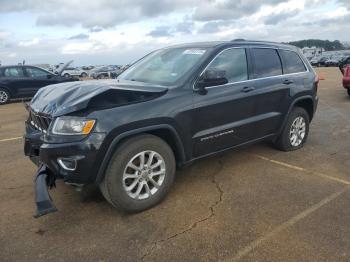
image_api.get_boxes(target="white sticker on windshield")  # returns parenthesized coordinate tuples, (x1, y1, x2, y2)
(183, 49, 206, 55)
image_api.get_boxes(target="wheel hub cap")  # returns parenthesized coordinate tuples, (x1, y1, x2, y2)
(122, 150, 166, 200)
(289, 116, 306, 147)
(0, 91, 8, 103)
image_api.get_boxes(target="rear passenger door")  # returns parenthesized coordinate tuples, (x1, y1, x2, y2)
(247, 48, 292, 137)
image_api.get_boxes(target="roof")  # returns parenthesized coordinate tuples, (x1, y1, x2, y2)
(164, 40, 299, 51)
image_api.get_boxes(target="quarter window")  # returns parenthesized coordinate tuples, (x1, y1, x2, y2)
(205, 48, 248, 83)
(279, 50, 306, 74)
(3, 67, 24, 78)
(251, 48, 282, 78)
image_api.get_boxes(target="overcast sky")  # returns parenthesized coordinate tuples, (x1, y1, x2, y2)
(0, 0, 349, 66)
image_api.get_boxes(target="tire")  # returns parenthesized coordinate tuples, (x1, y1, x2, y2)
(0, 88, 10, 105)
(347, 89, 350, 97)
(63, 73, 70, 78)
(80, 72, 87, 77)
(99, 134, 176, 213)
(274, 107, 310, 151)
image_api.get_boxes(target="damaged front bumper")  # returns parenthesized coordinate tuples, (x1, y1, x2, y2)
(34, 165, 58, 218)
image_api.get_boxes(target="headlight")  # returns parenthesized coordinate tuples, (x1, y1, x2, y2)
(51, 117, 96, 135)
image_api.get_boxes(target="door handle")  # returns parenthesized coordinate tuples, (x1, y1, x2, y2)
(241, 86, 255, 93)
(283, 79, 294, 85)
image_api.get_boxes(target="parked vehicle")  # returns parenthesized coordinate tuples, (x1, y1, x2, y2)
(343, 66, 350, 96)
(325, 57, 340, 67)
(310, 56, 328, 67)
(0, 65, 77, 104)
(61, 67, 88, 78)
(24, 41, 318, 217)
(339, 56, 350, 74)
(89, 66, 120, 79)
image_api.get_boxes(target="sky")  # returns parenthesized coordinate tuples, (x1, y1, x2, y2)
(0, 0, 349, 66)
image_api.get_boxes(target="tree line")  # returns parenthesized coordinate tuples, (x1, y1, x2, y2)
(285, 39, 347, 51)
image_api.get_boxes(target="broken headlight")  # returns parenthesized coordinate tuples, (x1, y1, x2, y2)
(51, 117, 96, 135)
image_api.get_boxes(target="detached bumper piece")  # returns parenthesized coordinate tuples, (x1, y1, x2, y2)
(34, 165, 58, 218)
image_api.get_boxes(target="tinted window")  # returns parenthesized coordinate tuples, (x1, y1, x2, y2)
(251, 48, 282, 78)
(279, 50, 306, 74)
(205, 48, 248, 83)
(26, 67, 49, 78)
(3, 67, 24, 78)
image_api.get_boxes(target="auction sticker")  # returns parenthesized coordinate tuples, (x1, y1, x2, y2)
(183, 49, 206, 55)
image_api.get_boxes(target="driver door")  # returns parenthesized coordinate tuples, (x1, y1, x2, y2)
(192, 48, 259, 157)
(24, 66, 55, 96)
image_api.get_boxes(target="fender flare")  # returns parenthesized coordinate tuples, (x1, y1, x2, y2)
(0, 85, 12, 96)
(95, 124, 186, 183)
(277, 95, 315, 136)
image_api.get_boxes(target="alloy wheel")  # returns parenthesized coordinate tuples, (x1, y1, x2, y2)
(122, 150, 166, 200)
(289, 116, 306, 147)
(0, 90, 8, 104)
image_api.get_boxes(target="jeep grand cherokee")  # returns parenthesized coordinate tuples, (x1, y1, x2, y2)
(24, 40, 318, 217)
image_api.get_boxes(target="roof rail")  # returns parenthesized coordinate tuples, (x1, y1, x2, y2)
(231, 39, 245, 42)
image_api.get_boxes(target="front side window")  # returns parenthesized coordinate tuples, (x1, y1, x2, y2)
(205, 48, 248, 83)
(279, 50, 306, 74)
(3, 67, 24, 78)
(119, 47, 209, 86)
(26, 67, 50, 78)
(251, 48, 282, 78)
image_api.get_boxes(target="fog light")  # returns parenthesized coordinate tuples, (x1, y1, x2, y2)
(58, 158, 77, 171)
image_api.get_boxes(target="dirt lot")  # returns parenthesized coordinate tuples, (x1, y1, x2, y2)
(0, 67, 349, 262)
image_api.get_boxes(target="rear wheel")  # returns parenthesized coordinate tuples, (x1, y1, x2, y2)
(274, 107, 309, 151)
(100, 134, 176, 212)
(63, 73, 70, 78)
(80, 72, 87, 77)
(0, 88, 10, 105)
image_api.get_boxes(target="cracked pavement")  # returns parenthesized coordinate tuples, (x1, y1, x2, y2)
(1, 68, 350, 261)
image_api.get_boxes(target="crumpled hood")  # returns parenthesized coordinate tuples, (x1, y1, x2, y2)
(30, 79, 168, 117)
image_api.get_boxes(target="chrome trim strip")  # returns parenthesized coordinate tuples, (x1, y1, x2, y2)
(193, 46, 311, 91)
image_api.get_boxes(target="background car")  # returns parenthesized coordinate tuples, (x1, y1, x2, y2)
(343, 66, 350, 96)
(325, 57, 340, 67)
(60, 67, 88, 78)
(89, 65, 121, 79)
(310, 56, 328, 67)
(0, 65, 78, 104)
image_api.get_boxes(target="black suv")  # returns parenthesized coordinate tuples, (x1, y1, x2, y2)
(0, 65, 77, 104)
(24, 41, 318, 217)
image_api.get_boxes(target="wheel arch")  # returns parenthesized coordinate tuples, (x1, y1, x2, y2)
(277, 96, 315, 137)
(0, 85, 12, 96)
(95, 124, 186, 183)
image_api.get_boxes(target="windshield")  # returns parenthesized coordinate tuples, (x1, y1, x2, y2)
(119, 47, 209, 86)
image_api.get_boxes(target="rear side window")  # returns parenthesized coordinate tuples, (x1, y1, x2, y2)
(3, 67, 24, 78)
(206, 48, 248, 83)
(251, 48, 282, 78)
(279, 50, 306, 74)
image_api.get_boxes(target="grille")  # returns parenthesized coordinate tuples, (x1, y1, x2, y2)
(28, 109, 52, 133)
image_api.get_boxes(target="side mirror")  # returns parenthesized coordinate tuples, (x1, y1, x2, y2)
(195, 69, 228, 91)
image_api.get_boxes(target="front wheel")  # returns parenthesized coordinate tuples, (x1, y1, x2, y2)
(80, 72, 87, 77)
(0, 88, 10, 105)
(347, 89, 350, 97)
(274, 107, 310, 151)
(100, 134, 176, 213)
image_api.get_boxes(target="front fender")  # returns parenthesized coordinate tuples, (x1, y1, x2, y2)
(95, 124, 185, 183)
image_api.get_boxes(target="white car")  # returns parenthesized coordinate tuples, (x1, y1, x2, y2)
(60, 67, 88, 78)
